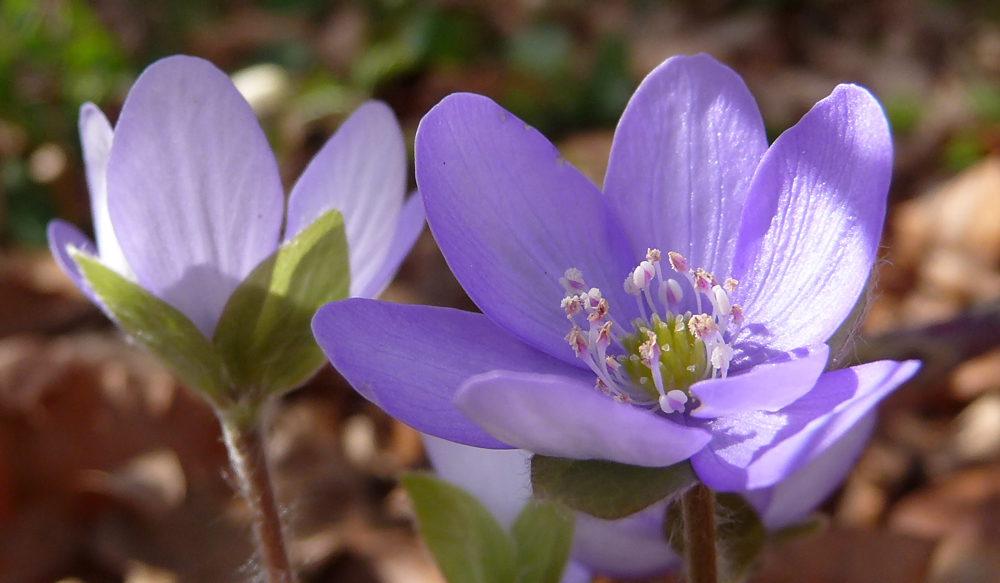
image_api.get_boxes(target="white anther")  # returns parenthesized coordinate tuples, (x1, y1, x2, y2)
(587, 298, 609, 323)
(638, 330, 661, 365)
(688, 314, 718, 340)
(731, 304, 744, 327)
(605, 355, 621, 372)
(666, 279, 683, 306)
(712, 284, 732, 317)
(724, 278, 739, 293)
(560, 268, 586, 293)
(693, 268, 714, 294)
(585, 288, 603, 310)
(566, 326, 588, 356)
(659, 390, 689, 414)
(711, 343, 734, 378)
(646, 248, 662, 263)
(632, 261, 655, 290)
(624, 275, 639, 296)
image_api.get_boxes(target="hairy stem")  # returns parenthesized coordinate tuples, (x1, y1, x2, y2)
(221, 414, 296, 583)
(682, 483, 718, 583)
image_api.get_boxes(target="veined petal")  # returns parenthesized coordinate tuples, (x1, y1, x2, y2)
(79, 103, 131, 278)
(573, 501, 681, 578)
(416, 93, 637, 365)
(356, 192, 425, 299)
(455, 370, 712, 467)
(732, 84, 892, 358)
(689, 344, 829, 419)
(312, 299, 585, 448)
(604, 54, 767, 279)
(47, 219, 98, 301)
(285, 101, 407, 297)
(744, 412, 876, 530)
(691, 359, 919, 491)
(106, 55, 284, 337)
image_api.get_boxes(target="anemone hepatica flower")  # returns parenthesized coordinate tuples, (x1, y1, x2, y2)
(314, 54, 920, 492)
(47, 55, 422, 357)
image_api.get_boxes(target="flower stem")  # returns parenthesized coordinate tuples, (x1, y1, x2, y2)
(682, 483, 718, 583)
(221, 413, 296, 583)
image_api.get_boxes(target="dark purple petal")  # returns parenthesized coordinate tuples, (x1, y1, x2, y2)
(312, 298, 585, 448)
(47, 220, 98, 301)
(285, 101, 407, 297)
(731, 84, 892, 359)
(688, 344, 829, 419)
(356, 192, 425, 299)
(416, 93, 638, 365)
(690, 359, 919, 491)
(604, 54, 767, 280)
(455, 370, 712, 467)
(744, 412, 875, 530)
(573, 501, 681, 578)
(79, 103, 131, 277)
(107, 55, 284, 337)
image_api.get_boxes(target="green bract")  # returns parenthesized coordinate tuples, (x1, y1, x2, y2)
(402, 472, 574, 583)
(70, 208, 350, 407)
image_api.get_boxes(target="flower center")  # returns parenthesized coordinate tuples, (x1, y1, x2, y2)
(560, 249, 744, 414)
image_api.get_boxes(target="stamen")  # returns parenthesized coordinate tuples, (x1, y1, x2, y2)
(712, 284, 732, 317)
(561, 268, 587, 293)
(724, 278, 739, 293)
(666, 279, 683, 308)
(561, 295, 582, 318)
(667, 252, 689, 273)
(659, 389, 689, 414)
(566, 326, 588, 356)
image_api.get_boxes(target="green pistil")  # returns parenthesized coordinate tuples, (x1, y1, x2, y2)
(619, 313, 708, 402)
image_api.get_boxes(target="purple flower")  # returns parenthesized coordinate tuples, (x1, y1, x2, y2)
(48, 55, 423, 339)
(423, 413, 876, 579)
(313, 54, 919, 492)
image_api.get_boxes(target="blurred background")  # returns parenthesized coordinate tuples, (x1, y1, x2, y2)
(3, 0, 1000, 581)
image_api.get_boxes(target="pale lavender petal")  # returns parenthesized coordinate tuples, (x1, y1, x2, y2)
(285, 100, 407, 297)
(604, 54, 767, 280)
(573, 501, 681, 578)
(312, 299, 587, 448)
(106, 55, 284, 337)
(356, 192, 425, 299)
(745, 412, 876, 530)
(560, 561, 592, 583)
(456, 370, 712, 467)
(732, 84, 892, 358)
(688, 344, 829, 419)
(421, 434, 531, 530)
(416, 93, 638, 365)
(691, 359, 919, 491)
(47, 219, 98, 301)
(79, 103, 131, 277)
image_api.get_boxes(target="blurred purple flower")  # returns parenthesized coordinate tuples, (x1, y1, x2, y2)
(422, 413, 876, 580)
(313, 54, 919, 492)
(48, 55, 423, 338)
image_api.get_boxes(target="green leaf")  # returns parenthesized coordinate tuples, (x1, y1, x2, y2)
(213, 209, 349, 396)
(511, 500, 575, 583)
(70, 250, 229, 399)
(401, 473, 516, 583)
(531, 455, 698, 520)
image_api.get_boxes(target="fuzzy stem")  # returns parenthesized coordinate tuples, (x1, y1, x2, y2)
(682, 483, 718, 583)
(221, 415, 296, 583)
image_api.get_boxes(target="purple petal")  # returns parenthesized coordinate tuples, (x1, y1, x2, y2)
(573, 501, 681, 578)
(604, 54, 767, 281)
(691, 359, 919, 491)
(47, 220, 99, 301)
(79, 103, 131, 277)
(421, 434, 532, 530)
(455, 370, 712, 467)
(356, 192, 425, 299)
(285, 100, 407, 297)
(560, 562, 592, 583)
(688, 344, 829, 419)
(416, 93, 637, 365)
(312, 299, 586, 448)
(744, 412, 876, 530)
(106, 55, 284, 337)
(732, 84, 892, 359)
